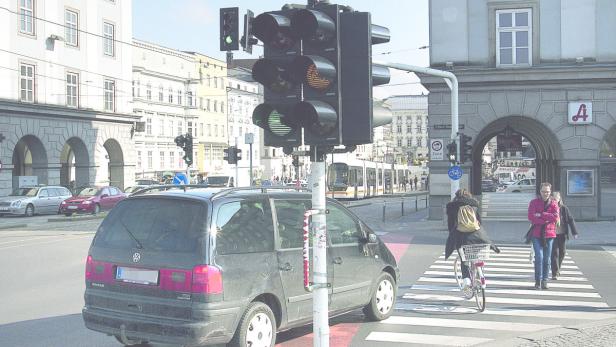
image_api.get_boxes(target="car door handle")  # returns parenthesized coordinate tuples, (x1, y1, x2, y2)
(280, 263, 293, 271)
(333, 257, 343, 264)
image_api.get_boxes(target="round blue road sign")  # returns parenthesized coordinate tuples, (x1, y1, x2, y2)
(448, 166, 463, 180)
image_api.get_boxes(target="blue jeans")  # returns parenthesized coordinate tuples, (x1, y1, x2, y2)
(531, 237, 554, 282)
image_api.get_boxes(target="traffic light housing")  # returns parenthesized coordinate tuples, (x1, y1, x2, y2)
(460, 134, 472, 163)
(447, 141, 457, 164)
(223, 146, 241, 164)
(220, 7, 239, 51)
(223, 147, 232, 164)
(182, 133, 193, 166)
(234, 147, 242, 162)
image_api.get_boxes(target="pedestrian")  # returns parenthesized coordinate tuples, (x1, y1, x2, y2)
(413, 176, 418, 191)
(550, 191, 579, 280)
(527, 182, 560, 290)
(445, 189, 500, 295)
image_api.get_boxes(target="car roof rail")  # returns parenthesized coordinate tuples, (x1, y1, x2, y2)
(211, 186, 312, 200)
(130, 184, 209, 196)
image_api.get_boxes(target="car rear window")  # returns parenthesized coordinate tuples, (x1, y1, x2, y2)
(93, 198, 206, 252)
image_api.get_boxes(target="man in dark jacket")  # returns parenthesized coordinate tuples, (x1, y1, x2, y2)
(550, 191, 579, 280)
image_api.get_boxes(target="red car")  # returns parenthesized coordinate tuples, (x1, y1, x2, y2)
(60, 186, 126, 216)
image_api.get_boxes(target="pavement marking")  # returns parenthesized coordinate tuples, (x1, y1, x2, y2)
(438, 257, 575, 263)
(409, 284, 602, 298)
(0, 234, 91, 250)
(423, 271, 588, 281)
(440, 254, 572, 260)
(417, 277, 595, 289)
(429, 265, 583, 274)
(394, 303, 616, 320)
(601, 246, 616, 260)
(365, 331, 492, 346)
(0, 235, 58, 245)
(434, 261, 579, 269)
(381, 315, 559, 332)
(402, 293, 609, 308)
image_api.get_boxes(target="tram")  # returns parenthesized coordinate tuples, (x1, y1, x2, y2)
(326, 156, 427, 199)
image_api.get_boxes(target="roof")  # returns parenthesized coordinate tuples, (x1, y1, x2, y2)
(383, 95, 428, 111)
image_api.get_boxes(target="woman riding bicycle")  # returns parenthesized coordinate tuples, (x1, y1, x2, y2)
(445, 189, 500, 287)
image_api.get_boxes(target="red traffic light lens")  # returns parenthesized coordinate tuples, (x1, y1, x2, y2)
(253, 13, 297, 49)
(291, 9, 335, 43)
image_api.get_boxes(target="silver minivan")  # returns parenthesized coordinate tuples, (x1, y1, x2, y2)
(0, 186, 72, 216)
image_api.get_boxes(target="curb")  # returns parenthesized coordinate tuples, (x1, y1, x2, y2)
(47, 213, 107, 223)
(0, 223, 28, 230)
(479, 317, 616, 347)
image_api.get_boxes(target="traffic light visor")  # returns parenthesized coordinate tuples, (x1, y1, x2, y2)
(253, 13, 296, 49)
(252, 59, 295, 93)
(292, 55, 336, 91)
(294, 100, 337, 135)
(253, 104, 293, 136)
(291, 9, 335, 42)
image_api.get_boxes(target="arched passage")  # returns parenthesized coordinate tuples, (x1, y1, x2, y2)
(12, 135, 48, 188)
(103, 138, 124, 189)
(471, 116, 563, 195)
(60, 137, 90, 189)
(599, 125, 616, 217)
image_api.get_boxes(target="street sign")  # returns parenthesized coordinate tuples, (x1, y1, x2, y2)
(245, 133, 254, 144)
(430, 139, 444, 160)
(568, 102, 592, 124)
(172, 172, 188, 185)
(448, 165, 463, 180)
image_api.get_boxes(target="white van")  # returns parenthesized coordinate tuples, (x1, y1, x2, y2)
(205, 175, 234, 188)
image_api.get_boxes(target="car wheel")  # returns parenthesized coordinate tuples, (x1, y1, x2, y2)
(113, 335, 148, 346)
(24, 204, 35, 217)
(363, 272, 396, 321)
(64, 213, 73, 217)
(92, 204, 100, 215)
(229, 302, 276, 347)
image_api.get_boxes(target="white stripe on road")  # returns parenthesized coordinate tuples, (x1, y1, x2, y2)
(440, 254, 572, 260)
(418, 277, 595, 289)
(429, 265, 583, 275)
(0, 234, 91, 250)
(438, 258, 575, 264)
(433, 262, 579, 270)
(402, 293, 608, 308)
(365, 331, 491, 346)
(423, 271, 588, 281)
(409, 284, 602, 298)
(381, 315, 559, 332)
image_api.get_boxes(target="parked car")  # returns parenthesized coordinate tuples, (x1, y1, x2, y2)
(60, 186, 125, 216)
(0, 186, 72, 217)
(82, 188, 399, 347)
(123, 185, 152, 196)
(481, 179, 498, 192)
(135, 179, 159, 186)
(204, 175, 234, 187)
(501, 178, 536, 193)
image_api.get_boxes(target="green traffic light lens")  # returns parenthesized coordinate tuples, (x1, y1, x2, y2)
(225, 35, 233, 44)
(267, 110, 292, 136)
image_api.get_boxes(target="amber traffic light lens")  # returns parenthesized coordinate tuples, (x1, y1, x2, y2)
(306, 64, 331, 90)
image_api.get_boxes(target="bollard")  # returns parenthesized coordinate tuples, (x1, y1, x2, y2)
(415, 197, 418, 211)
(382, 201, 386, 222)
(401, 199, 405, 216)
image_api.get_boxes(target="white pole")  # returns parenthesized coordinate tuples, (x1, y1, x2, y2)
(234, 136, 239, 187)
(311, 157, 329, 347)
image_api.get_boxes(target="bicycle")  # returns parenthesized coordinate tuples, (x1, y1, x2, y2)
(453, 243, 492, 312)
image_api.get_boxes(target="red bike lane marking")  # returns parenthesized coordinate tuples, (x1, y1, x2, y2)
(276, 232, 413, 346)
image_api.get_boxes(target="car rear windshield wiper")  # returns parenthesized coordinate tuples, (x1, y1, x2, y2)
(118, 218, 143, 249)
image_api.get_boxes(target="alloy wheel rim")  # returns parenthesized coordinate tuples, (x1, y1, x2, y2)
(245, 312, 273, 347)
(375, 279, 394, 314)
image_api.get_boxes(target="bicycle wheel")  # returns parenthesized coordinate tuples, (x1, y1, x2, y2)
(474, 268, 486, 312)
(453, 257, 463, 290)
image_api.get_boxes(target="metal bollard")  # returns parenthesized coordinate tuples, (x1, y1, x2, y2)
(382, 201, 386, 222)
(401, 199, 405, 216)
(415, 197, 418, 211)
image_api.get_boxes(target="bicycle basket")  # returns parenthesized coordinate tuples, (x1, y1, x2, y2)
(459, 244, 491, 261)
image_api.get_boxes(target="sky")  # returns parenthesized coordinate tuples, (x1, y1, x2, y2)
(132, 0, 430, 99)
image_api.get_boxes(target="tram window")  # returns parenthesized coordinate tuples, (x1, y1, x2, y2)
(349, 169, 356, 186)
(378, 169, 382, 182)
(357, 169, 364, 186)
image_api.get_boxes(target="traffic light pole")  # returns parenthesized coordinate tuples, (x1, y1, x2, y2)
(374, 61, 459, 198)
(310, 147, 329, 347)
(234, 137, 239, 187)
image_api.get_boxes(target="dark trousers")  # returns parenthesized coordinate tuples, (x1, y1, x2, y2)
(551, 234, 567, 277)
(457, 249, 470, 278)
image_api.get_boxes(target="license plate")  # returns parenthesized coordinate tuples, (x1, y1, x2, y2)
(0, 207, 8, 211)
(67, 206, 78, 210)
(116, 267, 159, 285)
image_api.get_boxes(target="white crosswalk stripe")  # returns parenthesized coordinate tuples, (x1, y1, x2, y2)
(365, 245, 614, 346)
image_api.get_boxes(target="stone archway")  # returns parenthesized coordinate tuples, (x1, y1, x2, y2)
(599, 126, 616, 217)
(12, 135, 48, 188)
(471, 116, 563, 195)
(60, 137, 90, 189)
(103, 138, 124, 189)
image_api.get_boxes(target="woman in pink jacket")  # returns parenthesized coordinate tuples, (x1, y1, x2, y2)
(527, 182, 560, 290)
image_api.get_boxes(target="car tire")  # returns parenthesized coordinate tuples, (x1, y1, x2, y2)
(24, 204, 35, 217)
(363, 272, 396, 321)
(229, 302, 276, 347)
(113, 335, 148, 346)
(92, 204, 100, 215)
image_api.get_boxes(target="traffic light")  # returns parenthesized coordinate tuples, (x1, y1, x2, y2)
(447, 141, 457, 164)
(220, 7, 239, 51)
(234, 147, 242, 162)
(292, 155, 299, 167)
(174, 134, 185, 148)
(223, 147, 232, 164)
(460, 134, 472, 163)
(223, 146, 241, 164)
(251, 8, 302, 149)
(339, 12, 391, 144)
(182, 133, 193, 166)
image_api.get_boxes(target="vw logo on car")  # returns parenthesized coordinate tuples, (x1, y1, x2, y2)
(132, 252, 141, 263)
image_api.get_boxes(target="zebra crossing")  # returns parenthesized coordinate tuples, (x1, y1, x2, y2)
(364, 245, 614, 346)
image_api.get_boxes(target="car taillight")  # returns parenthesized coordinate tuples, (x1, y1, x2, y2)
(475, 261, 485, 267)
(191, 265, 222, 294)
(85, 255, 93, 279)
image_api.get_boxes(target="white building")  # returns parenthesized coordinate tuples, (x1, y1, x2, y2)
(0, 0, 136, 194)
(383, 95, 429, 164)
(227, 74, 262, 186)
(131, 39, 198, 181)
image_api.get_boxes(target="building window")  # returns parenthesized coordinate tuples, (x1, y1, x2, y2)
(177, 90, 182, 105)
(496, 9, 531, 66)
(160, 151, 165, 168)
(158, 85, 163, 102)
(199, 97, 203, 109)
(137, 151, 142, 168)
(146, 117, 152, 135)
(169, 152, 175, 168)
(397, 139, 402, 147)
(168, 88, 173, 103)
(159, 118, 164, 136)
(206, 99, 211, 111)
(19, 0, 34, 35)
(66, 72, 78, 107)
(177, 121, 183, 135)
(407, 138, 412, 147)
(207, 124, 212, 136)
(147, 151, 153, 169)
(146, 83, 152, 100)
(103, 79, 115, 111)
(206, 74, 211, 87)
(168, 119, 173, 136)
(188, 122, 193, 136)
(214, 77, 218, 88)
(239, 127, 243, 137)
(397, 125, 402, 133)
(65, 9, 78, 46)
(221, 125, 225, 137)
(214, 125, 218, 137)
(407, 123, 412, 133)
(221, 101, 225, 113)
(103, 22, 115, 56)
(19, 63, 35, 102)
(214, 100, 218, 112)
(187, 91, 193, 107)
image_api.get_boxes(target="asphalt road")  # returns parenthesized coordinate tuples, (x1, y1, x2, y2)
(0, 199, 614, 347)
